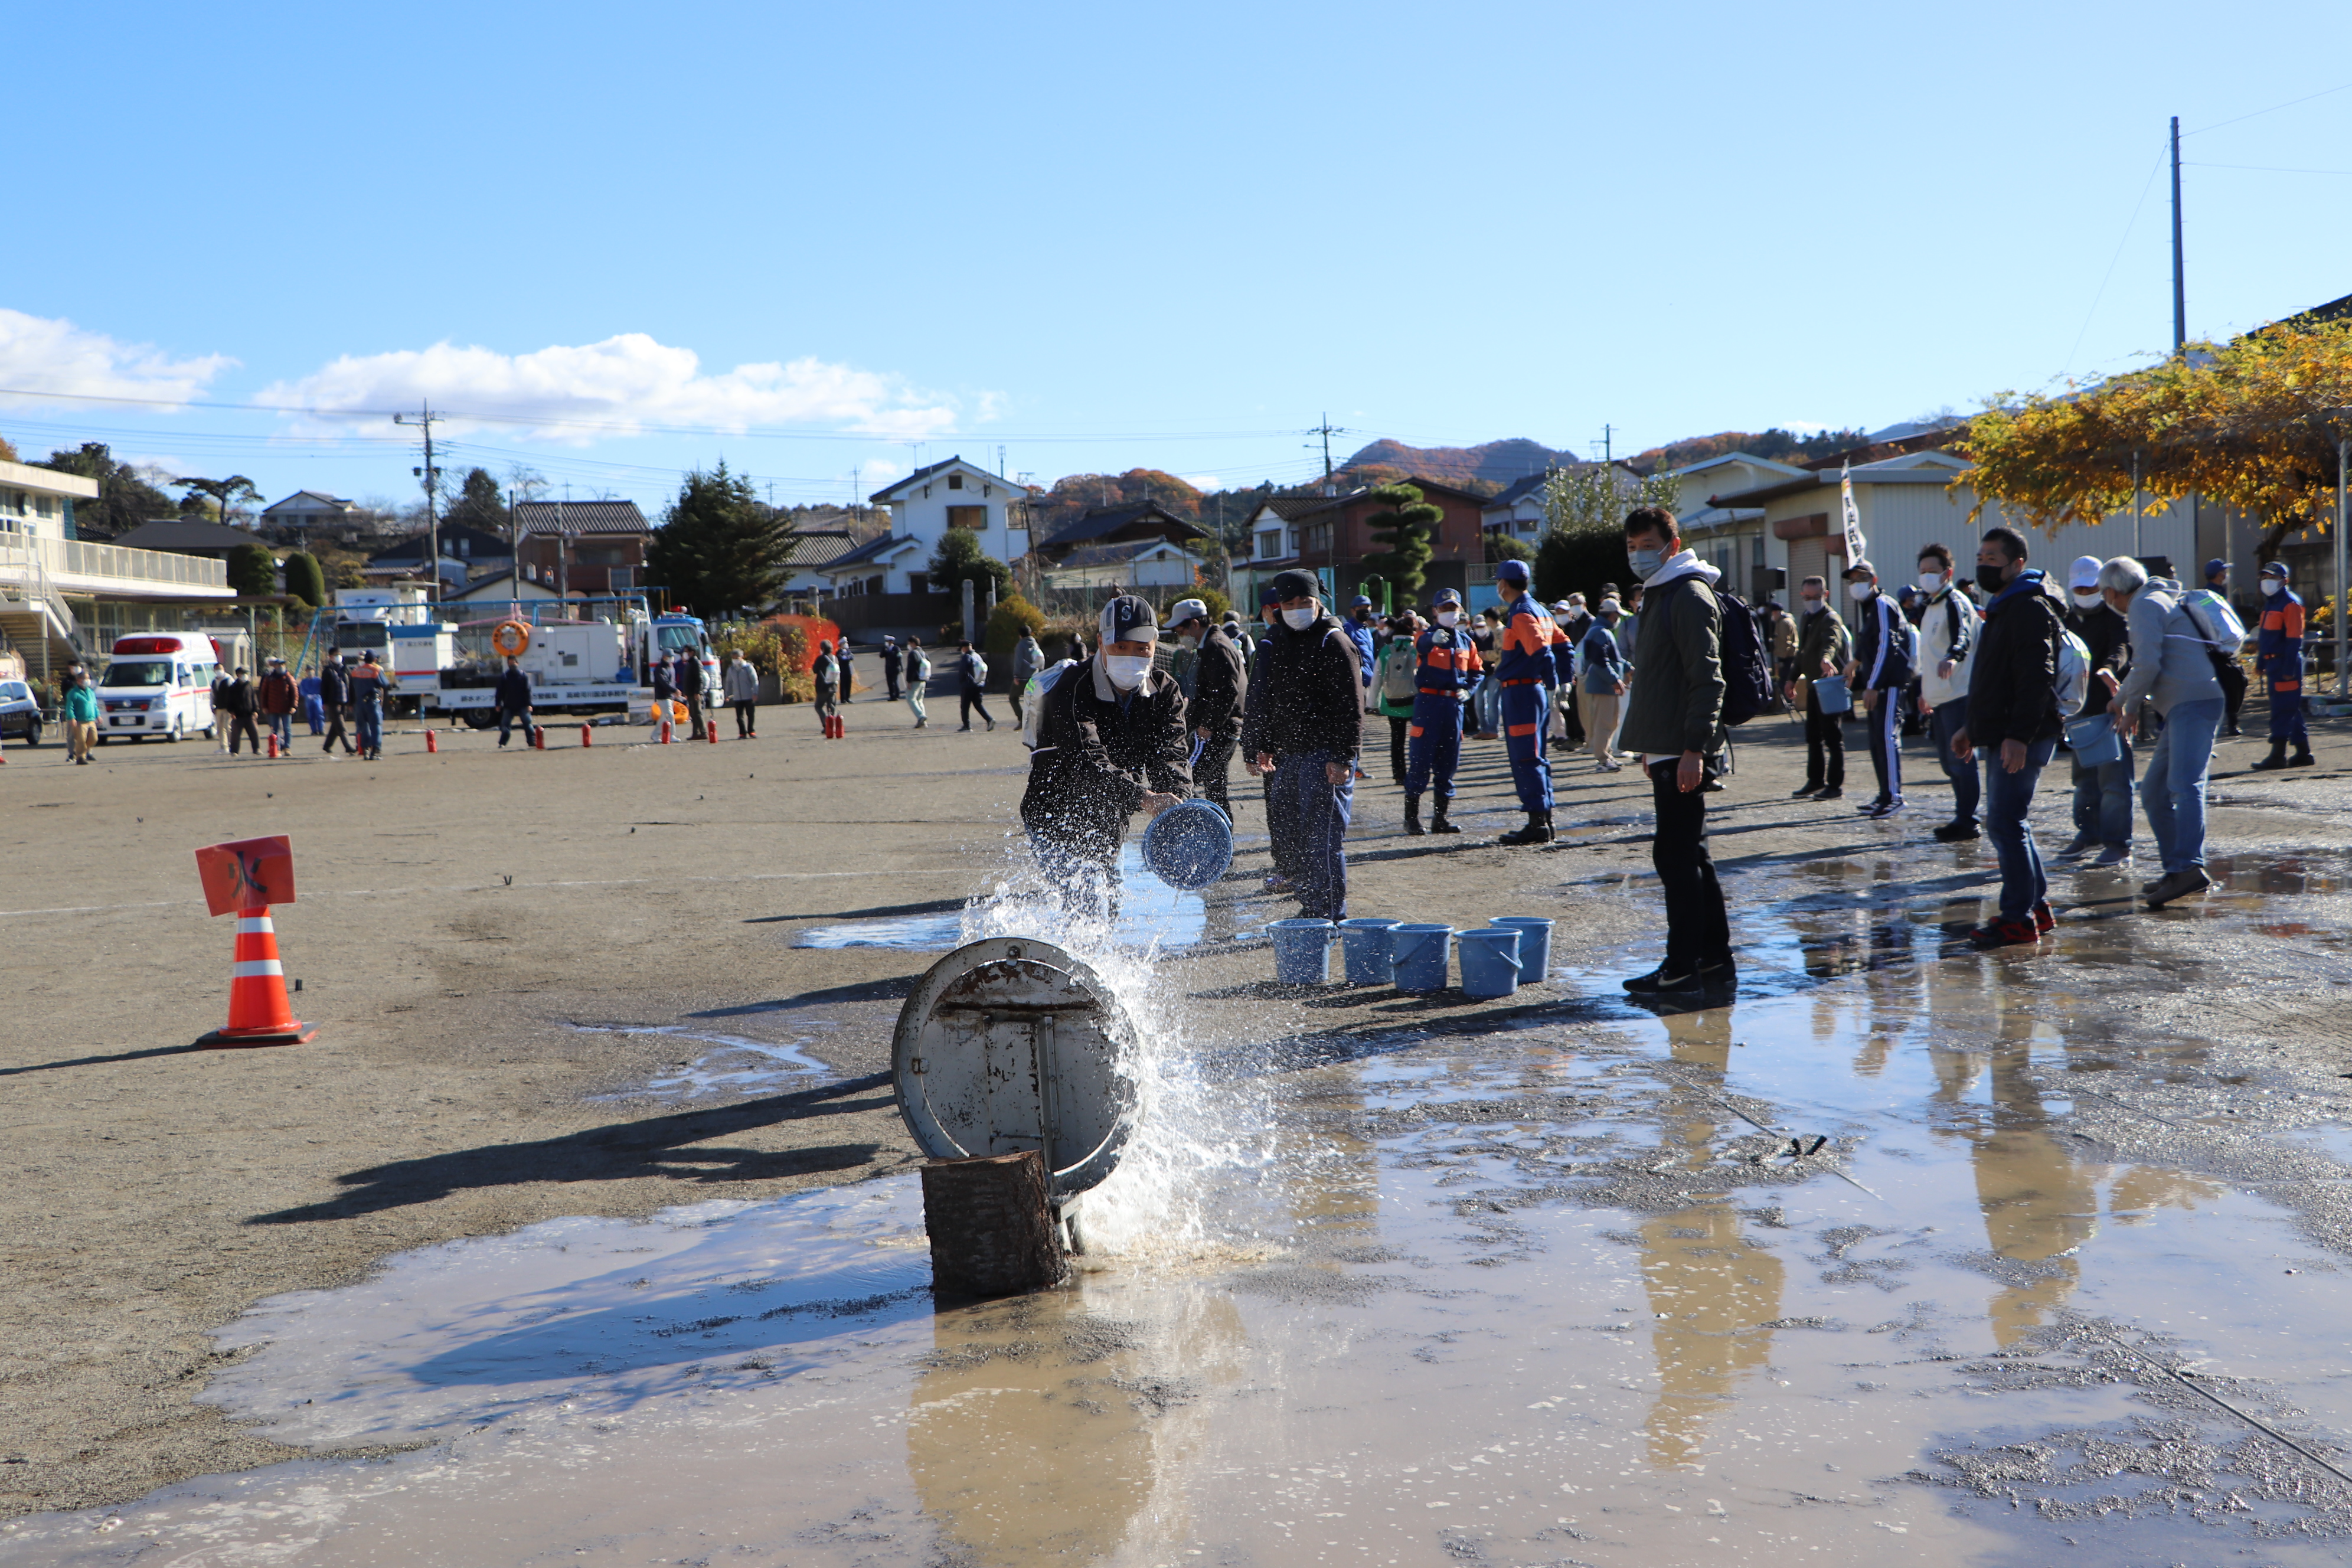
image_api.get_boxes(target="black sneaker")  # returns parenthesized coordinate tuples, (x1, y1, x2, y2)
(1932, 819, 1980, 842)
(1792, 783, 1823, 798)
(1623, 963, 1701, 995)
(1814, 786, 1844, 801)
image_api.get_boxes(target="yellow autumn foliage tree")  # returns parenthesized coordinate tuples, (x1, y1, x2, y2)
(1959, 319, 2352, 557)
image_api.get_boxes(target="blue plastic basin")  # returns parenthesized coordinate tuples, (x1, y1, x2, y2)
(1141, 799, 1234, 890)
(1491, 917, 1553, 984)
(1458, 927, 1523, 999)
(1269, 918, 1334, 984)
(1389, 923, 1452, 992)
(1337, 918, 1401, 984)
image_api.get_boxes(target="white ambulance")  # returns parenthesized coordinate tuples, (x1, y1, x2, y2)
(96, 632, 221, 743)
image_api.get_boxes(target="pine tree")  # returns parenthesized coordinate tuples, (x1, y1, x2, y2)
(1359, 483, 1439, 595)
(281, 550, 327, 609)
(646, 463, 796, 619)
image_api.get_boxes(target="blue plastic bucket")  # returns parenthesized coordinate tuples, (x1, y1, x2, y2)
(1812, 675, 1851, 715)
(1269, 918, 1334, 984)
(1389, 923, 1453, 993)
(1338, 917, 1402, 984)
(2064, 713, 2121, 767)
(1491, 917, 1553, 984)
(1141, 798, 1234, 890)
(1458, 927, 1523, 999)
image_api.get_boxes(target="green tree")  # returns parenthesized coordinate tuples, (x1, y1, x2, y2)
(1359, 482, 1440, 595)
(30, 442, 175, 540)
(174, 474, 263, 527)
(227, 543, 278, 599)
(646, 462, 797, 619)
(1532, 462, 1678, 603)
(0, 433, 18, 462)
(280, 549, 327, 609)
(984, 594, 1048, 675)
(444, 467, 510, 534)
(929, 527, 1011, 602)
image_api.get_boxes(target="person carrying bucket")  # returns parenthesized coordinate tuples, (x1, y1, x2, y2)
(1165, 598, 1244, 820)
(1020, 595, 1191, 922)
(1241, 569, 1363, 919)
(1403, 588, 1479, 835)
(1490, 558, 1559, 844)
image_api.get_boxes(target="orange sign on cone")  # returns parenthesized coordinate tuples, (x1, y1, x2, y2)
(192, 836, 316, 1048)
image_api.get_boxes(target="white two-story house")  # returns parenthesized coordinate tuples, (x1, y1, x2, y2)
(848, 456, 1033, 596)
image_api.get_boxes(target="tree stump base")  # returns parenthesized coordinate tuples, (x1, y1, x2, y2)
(920, 1149, 1069, 1301)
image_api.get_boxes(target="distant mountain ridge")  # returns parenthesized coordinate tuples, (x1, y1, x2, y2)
(1339, 437, 1576, 492)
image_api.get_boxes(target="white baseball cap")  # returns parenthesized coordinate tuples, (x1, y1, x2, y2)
(1167, 598, 1209, 626)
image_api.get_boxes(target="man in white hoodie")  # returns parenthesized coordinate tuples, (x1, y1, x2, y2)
(1914, 544, 1981, 842)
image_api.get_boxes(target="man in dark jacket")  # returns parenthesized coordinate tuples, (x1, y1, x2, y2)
(1841, 561, 1916, 819)
(1167, 599, 1244, 819)
(1788, 577, 1850, 798)
(257, 657, 298, 752)
(319, 652, 356, 755)
(220, 666, 261, 757)
(2060, 554, 2133, 865)
(1020, 596, 1191, 922)
(882, 636, 903, 703)
(1614, 507, 1732, 995)
(1240, 569, 1363, 920)
(494, 655, 534, 749)
(1952, 527, 2063, 948)
(675, 643, 708, 740)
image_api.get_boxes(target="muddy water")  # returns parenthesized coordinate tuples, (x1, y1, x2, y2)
(12, 860, 2352, 1563)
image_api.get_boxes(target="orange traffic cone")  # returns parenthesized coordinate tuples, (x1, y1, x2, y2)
(426, 729, 438, 754)
(200, 906, 316, 1047)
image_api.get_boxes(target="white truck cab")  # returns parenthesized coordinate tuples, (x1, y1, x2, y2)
(96, 632, 219, 743)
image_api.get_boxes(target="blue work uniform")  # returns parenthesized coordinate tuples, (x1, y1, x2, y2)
(1344, 615, 1378, 690)
(1494, 593, 1559, 813)
(1851, 589, 1916, 809)
(2259, 585, 2307, 746)
(1404, 623, 1481, 802)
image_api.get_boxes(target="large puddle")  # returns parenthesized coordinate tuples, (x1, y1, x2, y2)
(13, 842, 2352, 1564)
(794, 845, 1215, 952)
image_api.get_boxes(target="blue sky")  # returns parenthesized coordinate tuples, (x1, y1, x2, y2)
(8, 0, 2352, 517)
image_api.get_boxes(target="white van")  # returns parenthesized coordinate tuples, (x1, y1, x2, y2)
(96, 633, 220, 743)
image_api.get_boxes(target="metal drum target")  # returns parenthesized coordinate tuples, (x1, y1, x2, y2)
(891, 937, 1138, 1200)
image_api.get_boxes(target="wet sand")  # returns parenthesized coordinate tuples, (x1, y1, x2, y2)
(5, 701, 2352, 1564)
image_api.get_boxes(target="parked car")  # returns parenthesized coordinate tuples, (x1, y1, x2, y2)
(0, 679, 41, 746)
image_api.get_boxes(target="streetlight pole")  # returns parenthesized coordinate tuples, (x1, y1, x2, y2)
(2338, 429, 2349, 699)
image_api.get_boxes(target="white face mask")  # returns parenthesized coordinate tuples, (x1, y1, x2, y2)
(1801, 595, 1823, 611)
(1918, 569, 1946, 590)
(2262, 579, 2284, 596)
(1282, 606, 1318, 631)
(2072, 589, 2102, 609)
(1848, 580, 1874, 603)
(1178, 634, 1199, 649)
(1436, 610, 1459, 628)
(1103, 653, 1152, 690)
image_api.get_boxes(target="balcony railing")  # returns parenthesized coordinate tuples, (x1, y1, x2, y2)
(0, 531, 231, 594)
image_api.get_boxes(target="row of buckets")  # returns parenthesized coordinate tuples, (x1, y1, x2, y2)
(1266, 916, 1552, 999)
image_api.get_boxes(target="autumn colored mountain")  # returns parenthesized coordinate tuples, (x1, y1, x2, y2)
(1337, 437, 1570, 494)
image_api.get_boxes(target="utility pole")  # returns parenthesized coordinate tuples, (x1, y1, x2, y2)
(2171, 115, 2186, 355)
(1593, 424, 1615, 465)
(394, 404, 443, 605)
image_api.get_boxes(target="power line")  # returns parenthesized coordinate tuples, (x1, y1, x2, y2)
(2063, 152, 2166, 378)
(2183, 79, 2352, 138)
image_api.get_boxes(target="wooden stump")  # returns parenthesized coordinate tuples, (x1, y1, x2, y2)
(920, 1149, 1068, 1301)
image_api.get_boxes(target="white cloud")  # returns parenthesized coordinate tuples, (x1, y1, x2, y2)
(858, 458, 904, 481)
(1181, 473, 1223, 492)
(260, 332, 966, 443)
(0, 308, 234, 406)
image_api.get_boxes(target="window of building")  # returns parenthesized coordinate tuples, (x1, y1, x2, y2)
(946, 505, 985, 530)
(1304, 521, 1332, 556)
(907, 572, 930, 594)
(948, 473, 963, 489)
(1256, 529, 1283, 559)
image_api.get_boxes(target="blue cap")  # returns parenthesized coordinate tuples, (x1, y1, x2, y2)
(2205, 558, 2228, 579)
(1350, 594, 1373, 607)
(1495, 559, 1531, 587)
(1432, 588, 1462, 607)
(1258, 582, 1285, 607)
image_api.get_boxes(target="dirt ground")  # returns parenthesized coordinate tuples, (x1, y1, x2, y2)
(2, 688, 2348, 1523)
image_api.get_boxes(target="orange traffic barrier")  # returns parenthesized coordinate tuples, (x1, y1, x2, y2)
(192, 836, 315, 1048)
(426, 729, 439, 754)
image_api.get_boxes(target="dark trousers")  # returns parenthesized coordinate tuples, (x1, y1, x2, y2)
(1264, 770, 1299, 880)
(1272, 752, 1352, 919)
(322, 710, 355, 753)
(1404, 694, 1464, 801)
(1386, 714, 1409, 783)
(682, 692, 705, 740)
(1499, 682, 1553, 813)
(227, 713, 260, 754)
(355, 704, 382, 755)
(1195, 733, 1236, 818)
(1865, 690, 1903, 803)
(497, 707, 533, 746)
(1804, 688, 1845, 787)
(1648, 757, 1731, 969)
(734, 699, 756, 737)
(886, 671, 902, 701)
(1929, 697, 1978, 825)
(960, 686, 994, 728)
(1985, 738, 2056, 921)
(2269, 673, 2308, 746)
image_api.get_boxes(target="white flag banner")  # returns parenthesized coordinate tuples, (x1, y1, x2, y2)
(1839, 460, 1867, 565)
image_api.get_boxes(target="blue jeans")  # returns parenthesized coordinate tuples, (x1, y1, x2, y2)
(1271, 752, 1353, 920)
(266, 713, 292, 747)
(355, 703, 382, 754)
(2070, 733, 2134, 848)
(1984, 736, 2057, 922)
(1929, 698, 1978, 825)
(2142, 697, 2222, 873)
(498, 707, 533, 746)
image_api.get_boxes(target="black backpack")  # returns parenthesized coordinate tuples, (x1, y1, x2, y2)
(1712, 584, 1776, 726)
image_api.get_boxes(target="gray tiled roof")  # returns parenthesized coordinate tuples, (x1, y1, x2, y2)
(514, 500, 649, 536)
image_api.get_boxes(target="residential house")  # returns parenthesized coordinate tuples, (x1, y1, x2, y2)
(1042, 540, 1203, 590)
(1658, 452, 1809, 602)
(111, 518, 275, 560)
(512, 500, 650, 597)
(446, 569, 562, 610)
(0, 458, 234, 684)
(1234, 477, 1492, 609)
(259, 490, 362, 544)
(862, 456, 1034, 589)
(364, 524, 515, 586)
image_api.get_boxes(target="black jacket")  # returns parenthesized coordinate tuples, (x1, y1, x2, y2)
(675, 655, 705, 696)
(1020, 658, 1191, 855)
(319, 664, 351, 705)
(651, 662, 675, 698)
(1966, 573, 2063, 746)
(1239, 615, 1362, 761)
(495, 667, 533, 713)
(1189, 624, 1247, 739)
(2064, 600, 2129, 718)
(217, 677, 256, 716)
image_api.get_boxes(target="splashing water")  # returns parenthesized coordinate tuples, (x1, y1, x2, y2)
(569, 1024, 834, 1102)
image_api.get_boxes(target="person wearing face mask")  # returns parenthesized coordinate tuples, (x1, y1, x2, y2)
(2103, 554, 2227, 906)
(1166, 599, 1245, 819)
(1580, 597, 1631, 771)
(1402, 589, 1480, 834)
(1253, 584, 1300, 893)
(1840, 561, 1918, 819)
(1487, 558, 1560, 844)
(2059, 554, 2134, 865)
(1788, 576, 1851, 799)
(2250, 561, 2312, 771)
(1009, 629, 1043, 726)
(1950, 527, 2065, 945)
(1239, 569, 1364, 919)
(1374, 612, 1422, 786)
(1344, 596, 1380, 692)
(1020, 594, 1192, 922)
(1470, 607, 1502, 739)
(2188, 558, 2248, 735)
(1913, 544, 1982, 842)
